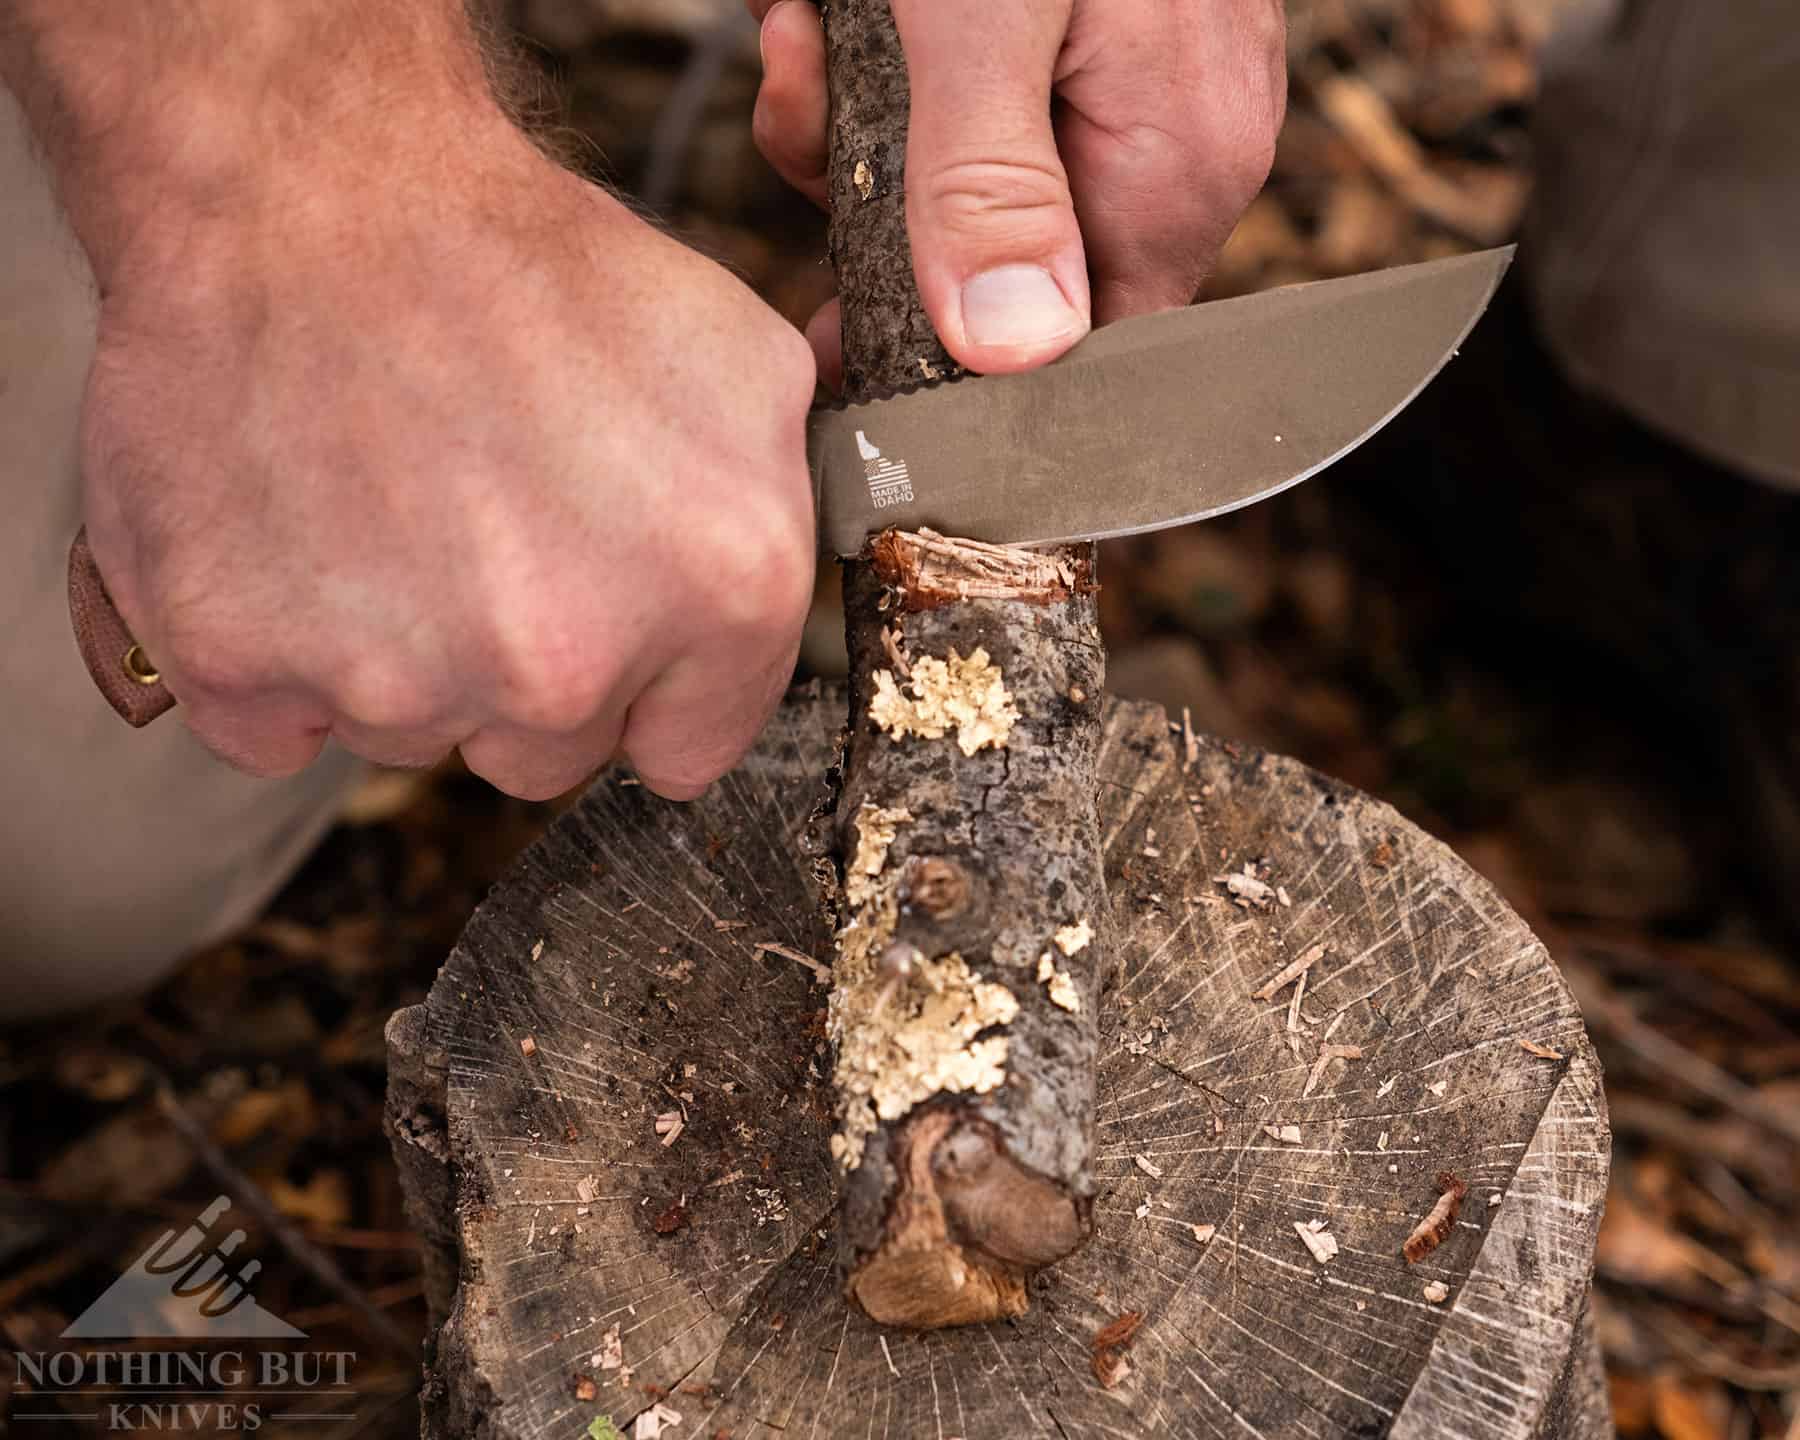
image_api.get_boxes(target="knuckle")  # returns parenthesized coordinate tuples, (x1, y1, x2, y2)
(491, 624, 612, 735)
(919, 156, 1073, 235)
(694, 510, 815, 636)
(332, 660, 440, 734)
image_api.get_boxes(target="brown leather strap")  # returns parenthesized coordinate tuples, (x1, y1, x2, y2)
(68, 526, 176, 727)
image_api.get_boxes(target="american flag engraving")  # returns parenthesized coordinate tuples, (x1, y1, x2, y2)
(856, 429, 914, 508)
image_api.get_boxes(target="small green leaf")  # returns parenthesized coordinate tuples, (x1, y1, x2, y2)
(587, 1416, 623, 1440)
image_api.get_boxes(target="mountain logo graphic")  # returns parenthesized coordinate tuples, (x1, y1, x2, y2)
(61, 1196, 306, 1340)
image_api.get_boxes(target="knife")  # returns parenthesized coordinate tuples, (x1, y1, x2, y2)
(68, 246, 1511, 725)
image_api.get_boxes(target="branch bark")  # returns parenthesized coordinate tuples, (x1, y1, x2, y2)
(822, 0, 1106, 1327)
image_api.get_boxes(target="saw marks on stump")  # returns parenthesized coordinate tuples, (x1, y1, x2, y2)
(397, 690, 1608, 1439)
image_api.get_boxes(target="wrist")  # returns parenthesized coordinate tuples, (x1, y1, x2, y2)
(3, 0, 521, 285)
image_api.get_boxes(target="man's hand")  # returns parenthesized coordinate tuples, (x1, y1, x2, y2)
(749, 0, 1286, 384)
(5, 2, 818, 801)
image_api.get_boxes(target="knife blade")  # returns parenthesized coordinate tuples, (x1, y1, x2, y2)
(808, 246, 1512, 559)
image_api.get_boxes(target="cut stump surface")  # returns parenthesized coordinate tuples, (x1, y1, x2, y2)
(388, 687, 1611, 1439)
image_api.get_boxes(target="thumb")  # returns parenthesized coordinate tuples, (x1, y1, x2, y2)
(893, 0, 1089, 374)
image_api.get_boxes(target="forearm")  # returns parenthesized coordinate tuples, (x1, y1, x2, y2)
(0, 0, 510, 280)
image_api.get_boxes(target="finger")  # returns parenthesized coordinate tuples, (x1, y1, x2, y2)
(752, 0, 830, 207)
(618, 637, 801, 801)
(326, 717, 464, 771)
(892, 0, 1089, 374)
(180, 692, 333, 778)
(805, 296, 844, 394)
(1057, 0, 1285, 325)
(459, 705, 629, 803)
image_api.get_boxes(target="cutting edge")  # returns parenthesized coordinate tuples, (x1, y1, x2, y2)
(809, 245, 1514, 555)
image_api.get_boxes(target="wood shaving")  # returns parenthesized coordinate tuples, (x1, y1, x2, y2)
(1422, 1281, 1450, 1304)
(1191, 1223, 1216, 1244)
(1252, 943, 1327, 1002)
(653, 1112, 685, 1148)
(596, 1323, 622, 1370)
(1037, 953, 1081, 1013)
(879, 625, 910, 677)
(633, 1402, 683, 1439)
(1054, 919, 1094, 956)
(868, 647, 1020, 755)
(1264, 1124, 1303, 1144)
(1518, 1038, 1565, 1060)
(1403, 1171, 1469, 1263)
(1286, 970, 1307, 1033)
(754, 940, 830, 985)
(1377, 1075, 1397, 1097)
(1427, 1079, 1449, 1097)
(845, 803, 912, 907)
(1378, 1130, 1389, 1151)
(1294, 1218, 1340, 1263)
(1215, 862, 1276, 909)
(1303, 1044, 1361, 1098)
(1134, 1154, 1164, 1179)
(1091, 1311, 1143, 1389)
(880, 1334, 900, 1378)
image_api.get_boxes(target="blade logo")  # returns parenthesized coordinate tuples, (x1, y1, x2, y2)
(856, 429, 913, 509)
(62, 1195, 304, 1340)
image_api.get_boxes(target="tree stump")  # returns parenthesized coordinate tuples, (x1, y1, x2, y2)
(387, 687, 1612, 1439)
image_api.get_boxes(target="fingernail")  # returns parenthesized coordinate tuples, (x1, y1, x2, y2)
(960, 265, 1087, 350)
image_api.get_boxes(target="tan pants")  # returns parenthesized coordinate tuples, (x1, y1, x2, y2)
(3, 0, 1796, 1017)
(0, 90, 359, 1020)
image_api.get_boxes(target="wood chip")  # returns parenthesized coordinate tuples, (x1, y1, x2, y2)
(654, 1112, 685, 1148)
(1403, 1172, 1469, 1264)
(1134, 1154, 1164, 1180)
(1377, 1075, 1397, 1097)
(1304, 1042, 1365, 1097)
(754, 940, 830, 984)
(1286, 970, 1307, 1033)
(573, 1374, 598, 1402)
(1422, 1281, 1450, 1304)
(1518, 1038, 1565, 1060)
(879, 1334, 900, 1378)
(879, 624, 910, 676)
(576, 1174, 599, 1204)
(1294, 1218, 1339, 1263)
(1264, 1124, 1303, 1144)
(633, 1402, 683, 1439)
(1252, 943, 1326, 1002)
(1190, 1223, 1216, 1244)
(595, 1322, 623, 1371)
(1216, 864, 1276, 909)
(1427, 1079, 1449, 1097)
(519, 1035, 537, 1058)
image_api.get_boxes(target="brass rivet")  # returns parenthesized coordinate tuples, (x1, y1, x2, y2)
(122, 644, 161, 686)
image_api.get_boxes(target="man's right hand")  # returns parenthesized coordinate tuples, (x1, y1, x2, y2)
(19, 10, 820, 801)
